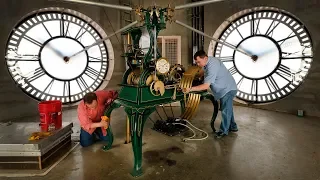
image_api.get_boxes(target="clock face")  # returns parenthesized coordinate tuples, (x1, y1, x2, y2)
(5, 7, 114, 105)
(156, 58, 170, 74)
(209, 7, 313, 104)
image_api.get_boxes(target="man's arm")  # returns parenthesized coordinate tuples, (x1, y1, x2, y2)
(190, 83, 210, 92)
(188, 60, 219, 93)
(97, 90, 118, 105)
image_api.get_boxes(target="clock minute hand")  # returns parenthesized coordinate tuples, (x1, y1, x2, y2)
(68, 20, 138, 59)
(174, 20, 254, 59)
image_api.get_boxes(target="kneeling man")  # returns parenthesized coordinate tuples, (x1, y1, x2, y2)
(77, 90, 118, 147)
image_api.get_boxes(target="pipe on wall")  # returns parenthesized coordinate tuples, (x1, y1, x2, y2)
(191, 0, 204, 64)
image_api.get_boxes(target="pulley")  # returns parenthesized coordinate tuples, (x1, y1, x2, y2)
(127, 68, 141, 85)
(169, 64, 185, 82)
(150, 80, 165, 96)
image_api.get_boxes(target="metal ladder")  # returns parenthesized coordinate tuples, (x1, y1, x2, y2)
(119, 0, 134, 70)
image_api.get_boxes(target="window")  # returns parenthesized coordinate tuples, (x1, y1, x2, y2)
(158, 36, 181, 65)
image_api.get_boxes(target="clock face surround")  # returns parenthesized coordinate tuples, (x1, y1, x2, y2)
(208, 7, 313, 104)
(40, 36, 88, 81)
(5, 7, 114, 105)
(233, 35, 281, 80)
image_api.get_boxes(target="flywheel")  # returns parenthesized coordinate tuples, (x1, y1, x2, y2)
(179, 65, 202, 121)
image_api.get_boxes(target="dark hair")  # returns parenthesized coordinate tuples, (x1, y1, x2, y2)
(83, 92, 97, 104)
(193, 50, 208, 60)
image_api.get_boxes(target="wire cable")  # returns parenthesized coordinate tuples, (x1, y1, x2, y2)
(171, 119, 208, 142)
(169, 103, 175, 117)
(99, 0, 122, 46)
(161, 105, 169, 119)
(155, 108, 163, 121)
(148, 117, 155, 124)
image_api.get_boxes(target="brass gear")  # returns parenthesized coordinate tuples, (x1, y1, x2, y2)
(150, 80, 165, 96)
(179, 65, 202, 120)
(127, 68, 141, 85)
(169, 64, 185, 82)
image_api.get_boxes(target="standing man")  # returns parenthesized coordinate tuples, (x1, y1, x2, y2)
(77, 90, 118, 147)
(183, 50, 238, 138)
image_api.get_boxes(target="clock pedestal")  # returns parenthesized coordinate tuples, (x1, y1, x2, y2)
(104, 85, 218, 177)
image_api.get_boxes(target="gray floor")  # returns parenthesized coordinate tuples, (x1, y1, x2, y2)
(2, 101, 320, 180)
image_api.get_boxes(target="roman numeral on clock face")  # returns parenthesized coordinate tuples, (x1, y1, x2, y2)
(26, 67, 46, 82)
(228, 66, 237, 75)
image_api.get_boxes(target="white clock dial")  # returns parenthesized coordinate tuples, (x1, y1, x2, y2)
(156, 58, 170, 74)
(209, 7, 313, 104)
(5, 7, 114, 105)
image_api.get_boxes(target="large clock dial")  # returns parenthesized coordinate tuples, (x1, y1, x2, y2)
(5, 7, 114, 105)
(209, 7, 313, 104)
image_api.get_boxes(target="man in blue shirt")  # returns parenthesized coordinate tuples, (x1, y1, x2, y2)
(184, 50, 238, 138)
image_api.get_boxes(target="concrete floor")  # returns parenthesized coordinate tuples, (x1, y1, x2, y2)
(2, 101, 320, 180)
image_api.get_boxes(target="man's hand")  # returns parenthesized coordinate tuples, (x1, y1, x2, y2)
(109, 90, 118, 100)
(187, 83, 210, 92)
(182, 87, 191, 93)
(100, 119, 109, 129)
(112, 91, 118, 99)
(106, 99, 113, 106)
(106, 90, 118, 106)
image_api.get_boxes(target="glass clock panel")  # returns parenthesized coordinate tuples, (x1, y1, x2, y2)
(211, 8, 313, 104)
(5, 8, 111, 104)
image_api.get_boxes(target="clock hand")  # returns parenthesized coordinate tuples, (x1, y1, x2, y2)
(45, 41, 64, 58)
(67, 20, 138, 59)
(174, 20, 255, 59)
(38, 37, 65, 58)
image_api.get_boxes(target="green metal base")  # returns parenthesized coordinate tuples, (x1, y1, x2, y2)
(130, 168, 143, 177)
(104, 86, 218, 177)
(202, 92, 219, 132)
(101, 125, 114, 152)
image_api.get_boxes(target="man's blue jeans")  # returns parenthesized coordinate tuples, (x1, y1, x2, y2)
(218, 90, 238, 135)
(80, 126, 114, 147)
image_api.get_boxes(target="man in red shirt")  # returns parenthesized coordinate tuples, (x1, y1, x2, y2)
(77, 90, 118, 148)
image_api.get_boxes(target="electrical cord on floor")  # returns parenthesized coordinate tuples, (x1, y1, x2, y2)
(169, 119, 208, 142)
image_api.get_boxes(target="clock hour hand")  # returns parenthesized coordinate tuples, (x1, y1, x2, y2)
(45, 41, 64, 58)
(66, 20, 138, 60)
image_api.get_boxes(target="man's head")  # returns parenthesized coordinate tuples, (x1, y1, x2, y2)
(194, 50, 208, 67)
(83, 92, 97, 109)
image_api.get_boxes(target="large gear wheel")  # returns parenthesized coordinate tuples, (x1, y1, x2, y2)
(127, 68, 141, 85)
(179, 65, 202, 120)
(169, 64, 185, 83)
